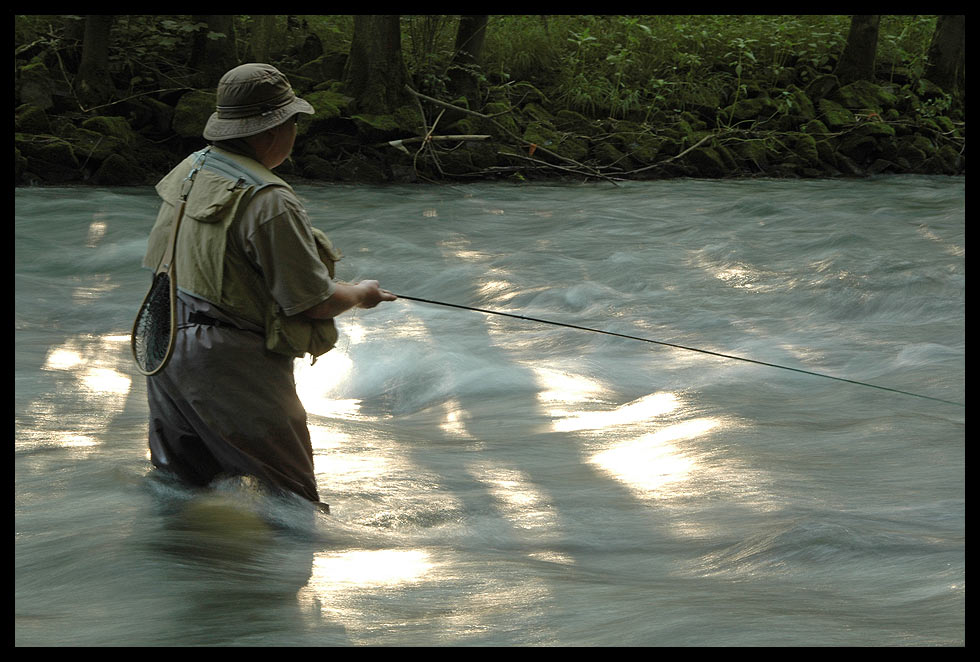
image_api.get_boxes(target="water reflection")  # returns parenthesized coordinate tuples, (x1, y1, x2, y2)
(550, 391, 680, 432)
(309, 423, 392, 488)
(86, 216, 108, 247)
(306, 548, 434, 589)
(468, 465, 560, 534)
(916, 223, 964, 257)
(294, 320, 360, 420)
(296, 549, 437, 629)
(20, 333, 132, 453)
(589, 418, 721, 496)
(439, 400, 471, 438)
(532, 366, 605, 405)
(70, 274, 119, 303)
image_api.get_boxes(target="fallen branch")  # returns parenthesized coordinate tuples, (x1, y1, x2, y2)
(404, 85, 618, 184)
(621, 133, 715, 176)
(498, 151, 626, 182)
(378, 134, 492, 155)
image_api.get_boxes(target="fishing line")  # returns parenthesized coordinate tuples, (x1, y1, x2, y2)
(395, 294, 964, 408)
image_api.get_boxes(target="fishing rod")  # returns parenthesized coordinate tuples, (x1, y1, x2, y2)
(395, 294, 964, 409)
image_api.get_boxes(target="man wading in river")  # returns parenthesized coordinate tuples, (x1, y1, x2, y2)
(141, 63, 396, 510)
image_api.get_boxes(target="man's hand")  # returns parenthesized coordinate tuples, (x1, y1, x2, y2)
(301, 280, 397, 319)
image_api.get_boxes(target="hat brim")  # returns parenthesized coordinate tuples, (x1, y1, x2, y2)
(203, 96, 314, 141)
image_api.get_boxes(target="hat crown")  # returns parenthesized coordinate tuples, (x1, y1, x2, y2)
(215, 63, 296, 119)
(202, 62, 313, 141)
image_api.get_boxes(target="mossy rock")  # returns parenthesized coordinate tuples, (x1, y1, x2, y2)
(914, 78, 946, 101)
(300, 90, 347, 138)
(804, 73, 840, 102)
(338, 153, 388, 183)
(15, 133, 78, 167)
(893, 138, 929, 167)
(350, 113, 400, 141)
(785, 132, 820, 167)
(15, 133, 80, 183)
(682, 145, 726, 178)
(298, 153, 337, 180)
(723, 96, 779, 123)
(522, 102, 556, 127)
(479, 101, 520, 141)
(60, 124, 125, 162)
(16, 61, 54, 110)
(731, 140, 769, 169)
(933, 115, 955, 133)
(305, 89, 352, 118)
(524, 122, 589, 162)
(868, 158, 901, 175)
(351, 105, 424, 141)
(592, 141, 633, 170)
(15, 146, 29, 182)
(555, 109, 595, 134)
(781, 85, 816, 121)
(92, 153, 147, 185)
(603, 120, 661, 164)
(814, 138, 838, 166)
(510, 81, 549, 106)
(714, 144, 738, 172)
(802, 118, 830, 135)
(172, 90, 216, 139)
(14, 103, 51, 133)
(817, 98, 855, 130)
(837, 133, 877, 164)
(834, 80, 899, 113)
(663, 118, 697, 143)
(392, 106, 425, 135)
(657, 137, 683, 158)
(432, 140, 499, 174)
(853, 121, 896, 138)
(295, 53, 347, 82)
(934, 144, 963, 173)
(81, 115, 139, 144)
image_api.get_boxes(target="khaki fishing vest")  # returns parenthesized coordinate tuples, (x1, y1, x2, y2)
(143, 146, 340, 360)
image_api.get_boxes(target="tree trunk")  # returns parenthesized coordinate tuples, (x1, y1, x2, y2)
(75, 15, 115, 108)
(249, 15, 277, 63)
(835, 15, 880, 84)
(448, 15, 489, 104)
(344, 15, 410, 114)
(924, 15, 965, 98)
(189, 15, 238, 88)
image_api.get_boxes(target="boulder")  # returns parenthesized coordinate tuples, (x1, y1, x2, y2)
(833, 80, 899, 113)
(14, 103, 51, 133)
(16, 61, 55, 110)
(682, 145, 726, 178)
(817, 98, 855, 130)
(92, 153, 146, 185)
(172, 90, 216, 138)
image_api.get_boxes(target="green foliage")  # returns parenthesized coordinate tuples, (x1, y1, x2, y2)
(108, 16, 209, 93)
(13, 14, 946, 123)
(481, 15, 934, 120)
(402, 15, 457, 97)
(877, 15, 937, 81)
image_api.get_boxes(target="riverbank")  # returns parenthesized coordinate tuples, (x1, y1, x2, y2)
(14, 51, 965, 186)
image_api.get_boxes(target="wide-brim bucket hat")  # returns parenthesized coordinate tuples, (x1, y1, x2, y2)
(203, 63, 314, 141)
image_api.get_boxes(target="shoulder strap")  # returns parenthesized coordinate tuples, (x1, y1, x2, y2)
(204, 147, 291, 192)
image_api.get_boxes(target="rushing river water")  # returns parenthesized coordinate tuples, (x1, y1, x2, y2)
(15, 176, 964, 646)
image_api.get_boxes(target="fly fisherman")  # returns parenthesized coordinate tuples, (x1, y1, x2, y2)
(141, 63, 396, 510)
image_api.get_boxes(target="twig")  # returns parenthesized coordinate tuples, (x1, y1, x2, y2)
(404, 85, 617, 184)
(622, 133, 715, 176)
(499, 151, 626, 182)
(378, 135, 492, 153)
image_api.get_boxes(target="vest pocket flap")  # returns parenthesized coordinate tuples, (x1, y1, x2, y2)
(184, 169, 251, 224)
